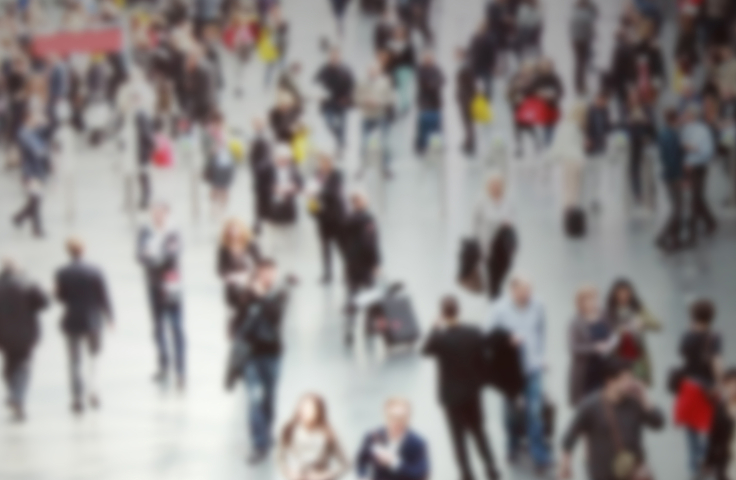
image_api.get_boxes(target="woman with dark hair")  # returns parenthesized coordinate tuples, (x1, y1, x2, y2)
(278, 394, 349, 480)
(605, 278, 660, 386)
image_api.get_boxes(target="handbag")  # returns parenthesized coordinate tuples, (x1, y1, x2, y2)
(257, 30, 279, 63)
(471, 94, 493, 124)
(605, 403, 655, 480)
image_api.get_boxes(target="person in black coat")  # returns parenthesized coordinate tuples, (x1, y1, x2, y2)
(55, 237, 114, 414)
(456, 49, 478, 156)
(0, 259, 49, 422)
(469, 22, 496, 100)
(250, 123, 275, 235)
(182, 52, 215, 126)
(706, 368, 736, 480)
(415, 51, 445, 155)
(423, 296, 500, 480)
(315, 49, 355, 154)
(311, 153, 346, 284)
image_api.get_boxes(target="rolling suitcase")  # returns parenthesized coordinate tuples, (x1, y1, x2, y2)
(564, 207, 586, 238)
(370, 284, 421, 347)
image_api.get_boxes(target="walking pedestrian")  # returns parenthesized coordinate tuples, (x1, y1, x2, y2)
(316, 48, 355, 155)
(310, 154, 346, 285)
(414, 50, 445, 156)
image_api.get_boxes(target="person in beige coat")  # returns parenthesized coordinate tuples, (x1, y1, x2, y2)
(548, 104, 587, 210)
(356, 63, 395, 178)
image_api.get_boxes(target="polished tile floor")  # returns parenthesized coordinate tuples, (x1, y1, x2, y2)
(1, 0, 735, 479)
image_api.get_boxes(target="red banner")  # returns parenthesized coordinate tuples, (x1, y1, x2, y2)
(31, 28, 123, 57)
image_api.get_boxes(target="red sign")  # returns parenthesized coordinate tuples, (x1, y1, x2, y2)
(31, 27, 123, 56)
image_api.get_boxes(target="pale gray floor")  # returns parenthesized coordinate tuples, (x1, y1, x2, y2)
(1, 1, 736, 479)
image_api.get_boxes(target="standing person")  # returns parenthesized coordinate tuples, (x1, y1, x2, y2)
(310, 154, 346, 285)
(263, 4, 290, 88)
(249, 118, 273, 235)
(267, 144, 303, 226)
(137, 201, 186, 390)
(0, 258, 48, 422)
(568, 286, 617, 407)
(356, 398, 430, 480)
(278, 393, 350, 480)
(315, 48, 355, 155)
(55, 237, 114, 415)
(515, 0, 544, 57)
(329, 0, 352, 37)
(386, 25, 416, 118)
(356, 62, 395, 178)
(680, 105, 718, 246)
(549, 105, 588, 210)
(12, 112, 49, 238)
(584, 92, 611, 157)
(625, 97, 656, 209)
(655, 109, 686, 252)
(569, 0, 598, 96)
(202, 112, 236, 221)
(423, 296, 500, 480)
(704, 367, 736, 480)
(559, 359, 665, 480)
(532, 58, 565, 144)
(456, 48, 478, 156)
(605, 279, 660, 386)
(414, 50, 445, 156)
(233, 259, 294, 464)
(674, 299, 724, 476)
(469, 21, 496, 100)
(341, 192, 381, 344)
(473, 175, 516, 299)
(490, 277, 552, 473)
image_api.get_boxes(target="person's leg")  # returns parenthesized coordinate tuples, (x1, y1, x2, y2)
(525, 372, 551, 468)
(66, 334, 84, 410)
(692, 166, 717, 233)
(415, 110, 430, 154)
(460, 106, 475, 155)
(243, 358, 269, 453)
(28, 193, 43, 237)
(151, 301, 169, 380)
(380, 117, 392, 173)
(685, 428, 707, 474)
(318, 223, 332, 281)
(444, 405, 474, 480)
(6, 350, 31, 419)
(12, 192, 34, 227)
(138, 170, 151, 210)
(573, 41, 585, 95)
(168, 303, 186, 385)
(335, 108, 347, 149)
(502, 397, 521, 461)
(466, 396, 498, 478)
(261, 355, 281, 451)
(87, 330, 102, 406)
(360, 118, 377, 169)
(657, 182, 682, 248)
(629, 138, 643, 204)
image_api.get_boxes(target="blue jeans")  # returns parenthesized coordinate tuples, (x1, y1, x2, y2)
(503, 372, 551, 467)
(415, 110, 442, 154)
(361, 117, 392, 171)
(322, 106, 347, 149)
(243, 355, 281, 452)
(685, 427, 708, 474)
(152, 302, 186, 378)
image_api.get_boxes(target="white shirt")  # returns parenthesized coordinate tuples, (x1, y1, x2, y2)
(283, 426, 331, 471)
(474, 196, 514, 257)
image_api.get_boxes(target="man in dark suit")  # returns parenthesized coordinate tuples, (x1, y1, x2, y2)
(423, 296, 499, 480)
(55, 237, 114, 414)
(0, 258, 49, 422)
(356, 397, 430, 480)
(312, 153, 346, 284)
(315, 48, 355, 154)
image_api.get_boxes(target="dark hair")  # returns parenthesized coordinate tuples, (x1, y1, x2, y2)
(258, 258, 276, 270)
(603, 357, 631, 384)
(691, 299, 716, 326)
(441, 296, 459, 319)
(665, 108, 679, 125)
(605, 278, 643, 315)
(723, 367, 736, 384)
(281, 393, 336, 447)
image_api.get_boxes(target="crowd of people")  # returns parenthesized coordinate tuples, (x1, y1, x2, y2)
(1, 0, 736, 479)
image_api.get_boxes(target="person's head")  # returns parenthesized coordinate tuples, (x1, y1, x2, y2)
(317, 152, 334, 174)
(276, 89, 295, 110)
(274, 143, 293, 167)
(595, 91, 609, 107)
(329, 47, 342, 65)
(539, 58, 554, 74)
(576, 285, 599, 321)
(510, 276, 532, 308)
(602, 358, 634, 400)
(486, 174, 506, 201)
(220, 218, 252, 251)
(66, 236, 85, 260)
(606, 278, 642, 313)
(440, 295, 460, 324)
(350, 191, 369, 212)
(384, 397, 411, 439)
(252, 117, 265, 134)
(150, 200, 171, 229)
(281, 393, 332, 447)
(421, 49, 435, 66)
(690, 299, 716, 331)
(255, 258, 277, 290)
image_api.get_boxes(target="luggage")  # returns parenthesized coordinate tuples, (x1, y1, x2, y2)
(471, 94, 493, 124)
(269, 199, 297, 224)
(564, 207, 586, 238)
(361, 0, 386, 14)
(369, 284, 421, 347)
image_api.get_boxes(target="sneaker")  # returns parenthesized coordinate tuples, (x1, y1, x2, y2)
(246, 449, 269, 465)
(89, 394, 100, 410)
(71, 401, 84, 416)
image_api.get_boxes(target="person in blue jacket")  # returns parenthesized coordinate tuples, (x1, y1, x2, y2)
(356, 397, 430, 480)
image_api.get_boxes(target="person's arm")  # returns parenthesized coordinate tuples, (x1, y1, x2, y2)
(355, 433, 374, 480)
(393, 436, 429, 480)
(421, 328, 441, 356)
(568, 321, 597, 355)
(559, 401, 591, 478)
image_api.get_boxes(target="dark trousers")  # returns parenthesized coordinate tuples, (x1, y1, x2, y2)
(1, 348, 32, 407)
(138, 171, 151, 210)
(415, 109, 442, 154)
(322, 106, 348, 149)
(688, 165, 717, 241)
(572, 40, 592, 95)
(13, 193, 43, 235)
(458, 104, 475, 154)
(629, 138, 646, 202)
(514, 121, 541, 156)
(66, 331, 101, 404)
(657, 181, 684, 247)
(486, 247, 512, 299)
(150, 301, 186, 379)
(243, 354, 281, 452)
(318, 223, 342, 279)
(444, 397, 498, 480)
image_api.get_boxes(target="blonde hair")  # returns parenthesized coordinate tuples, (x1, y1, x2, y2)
(220, 218, 252, 250)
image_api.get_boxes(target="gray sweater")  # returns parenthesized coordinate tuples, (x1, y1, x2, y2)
(562, 393, 665, 480)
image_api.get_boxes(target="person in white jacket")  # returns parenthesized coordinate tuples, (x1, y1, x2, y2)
(548, 104, 587, 209)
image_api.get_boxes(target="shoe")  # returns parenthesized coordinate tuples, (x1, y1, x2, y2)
(246, 449, 269, 465)
(8, 401, 25, 422)
(176, 376, 186, 392)
(89, 394, 100, 410)
(320, 274, 332, 285)
(486, 468, 501, 480)
(152, 370, 168, 385)
(71, 401, 84, 415)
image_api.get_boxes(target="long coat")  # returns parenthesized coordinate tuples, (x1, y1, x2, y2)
(0, 270, 49, 354)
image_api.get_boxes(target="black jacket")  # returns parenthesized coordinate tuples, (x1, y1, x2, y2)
(342, 210, 381, 284)
(456, 63, 477, 107)
(0, 269, 49, 353)
(416, 64, 445, 111)
(315, 169, 346, 229)
(56, 260, 112, 335)
(316, 63, 355, 110)
(269, 105, 302, 143)
(233, 285, 291, 357)
(483, 328, 525, 398)
(470, 29, 496, 75)
(706, 398, 735, 471)
(422, 324, 486, 406)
